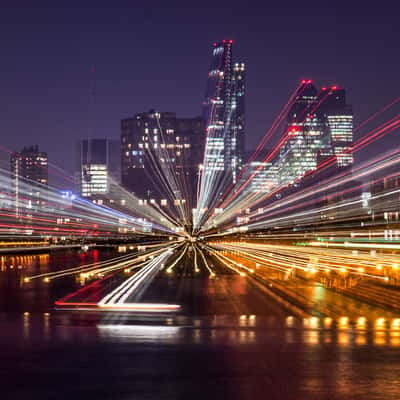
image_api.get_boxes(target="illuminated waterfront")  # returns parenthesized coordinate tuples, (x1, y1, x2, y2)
(0, 247, 400, 399)
(2, 1, 400, 398)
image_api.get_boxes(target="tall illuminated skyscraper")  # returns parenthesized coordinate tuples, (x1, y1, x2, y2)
(279, 81, 328, 184)
(231, 62, 246, 183)
(319, 87, 353, 167)
(277, 81, 354, 185)
(202, 40, 245, 185)
(195, 40, 246, 230)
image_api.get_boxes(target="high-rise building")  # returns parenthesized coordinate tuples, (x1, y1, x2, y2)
(231, 62, 246, 183)
(77, 138, 119, 198)
(278, 81, 328, 185)
(242, 161, 279, 193)
(121, 111, 204, 210)
(202, 40, 245, 184)
(277, 81, 353, 185)
(10, 145, 48, 215)
(319, 87, 353, 167)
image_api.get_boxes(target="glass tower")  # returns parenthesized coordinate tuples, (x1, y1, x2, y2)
(279, 82, 328, 184)
(320, 88, 353, 167)
(231, 62, 246, 183)
(202, 40, 233, 176)
(202, 40, 245, 184)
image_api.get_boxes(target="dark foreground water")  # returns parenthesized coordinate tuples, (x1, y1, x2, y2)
(1, 313, 400, 400)
(1, 249, 400, 399)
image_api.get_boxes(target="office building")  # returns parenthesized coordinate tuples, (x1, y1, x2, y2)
(10, 145, 48, 185)
(10, 145, 48, 215)
(77, 138, 119, 198)
(278, 81, 328, 185)
(121, 111, 204, 210)
(319, 87, 354, 167)
(231, 62, 246, 183)
(202, 40, 245, 184)
(277, 81, 354, 185)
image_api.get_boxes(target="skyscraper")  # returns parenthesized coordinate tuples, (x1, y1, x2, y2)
(10, 145, 48, 215)
(277, 81, 353, 186)
(202, 40, 245, 184)
(231, 62, 246, 183)
(278, 81, 328, 185)
(319, 87, 354, 167)
(195, 41, 246, 230)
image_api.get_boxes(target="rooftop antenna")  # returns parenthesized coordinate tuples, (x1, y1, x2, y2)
(83, 65, 96, 184)
(87, 65, 96, 164)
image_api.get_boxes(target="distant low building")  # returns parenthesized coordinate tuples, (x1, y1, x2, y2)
(10, 145, 48, 216)
(77, 138, 120, 198)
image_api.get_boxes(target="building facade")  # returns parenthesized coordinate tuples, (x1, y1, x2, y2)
(202, 40, 245, 185)
(77, 138, 119, 198)
(277, 81, 353, 186)
(231, 62, 246, 183)
(278, 81, 328, 185)
(10, 145, 48, 216)
(319, 87, 354, 167)
(121, 111, 204, 211)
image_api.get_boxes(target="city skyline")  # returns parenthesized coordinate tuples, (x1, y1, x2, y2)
(1, 1, 399, 175)
(2, 75, 379, 199)
(1, 4, 400, 400)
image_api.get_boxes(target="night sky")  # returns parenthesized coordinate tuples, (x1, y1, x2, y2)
(1, 1, 399, 182)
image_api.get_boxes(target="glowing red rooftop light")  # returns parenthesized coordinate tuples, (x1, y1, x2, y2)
(307, 79, 312, 84)
(322, 87, 327, 90)
(229, 40, 233, 44)
(332, 85, 337, 90)
(301, 80, 306, 84)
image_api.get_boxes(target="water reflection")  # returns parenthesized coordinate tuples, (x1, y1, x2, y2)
(338, 331, 351, 346)
(0, 248, 122, 312)
(323, 330, 333, 344)
(355, 332, 367, 346)
(66, 315, 400, 347)
(285, 329, 296, 344)
(303, 330, 319, 345)
(1, 312, 400, 400)
(23, 311, 30, 339)
(98, 324, 181, 342)
(324, 317, 333, 328)
(374, 330, 387, 346)
(43, 312, 50, 340)
(390, 331, 400, 346)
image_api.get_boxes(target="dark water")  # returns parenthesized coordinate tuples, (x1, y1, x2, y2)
(0, 248, 121, 312)
(1, 249, 400, 399)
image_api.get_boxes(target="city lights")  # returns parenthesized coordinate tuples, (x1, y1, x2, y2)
(0, 16, 399, 399)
